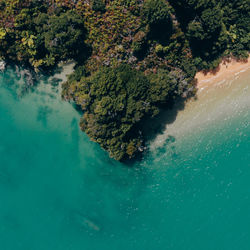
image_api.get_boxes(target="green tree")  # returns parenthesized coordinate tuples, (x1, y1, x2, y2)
(44, 10, 86, 61)
(91, 0, 106, 13)
(142, 0, 173, 42)
(63, 64, 157, 160)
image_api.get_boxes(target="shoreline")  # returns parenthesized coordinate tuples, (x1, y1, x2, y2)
(150, 57, 250, 150)
(195, 57, 250, 91)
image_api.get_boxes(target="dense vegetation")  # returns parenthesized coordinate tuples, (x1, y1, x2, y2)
(0, 0, 87, 69)
(1, 0, 249, 160)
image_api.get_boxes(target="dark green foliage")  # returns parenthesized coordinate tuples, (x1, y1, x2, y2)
(67, 65, 87, 82)
(142, 0, 172, 26)
(187, 21, 205, 40)
(220, 0, 250, 57)
(200, 7, 222, 37)
(92, 0, 106, 13)
(63, 64, 193, 160)
(1, 0, 249, 161)
(142, 0, 173, 42)
(169, 0, 250, 69)
(149, 69, 189, 104)
(0, 3, 87, 69)
(0, 2, 5, 11)
(44, 10, 86, 61)
(132, 30, 148, 58)
(113, 0, 143, 14)
(63, 65, 157, 160)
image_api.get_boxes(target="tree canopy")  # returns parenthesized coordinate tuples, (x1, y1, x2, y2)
(0, 2, 87, 69)
(0, 0, 249, 160)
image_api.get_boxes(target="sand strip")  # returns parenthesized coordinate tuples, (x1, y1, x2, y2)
(150, 57, 250, 150)
(196, 57, 250, 90)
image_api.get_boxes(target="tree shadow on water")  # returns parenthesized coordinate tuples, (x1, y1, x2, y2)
(124, 97, 191, 165)
(143, 98, 186, 143)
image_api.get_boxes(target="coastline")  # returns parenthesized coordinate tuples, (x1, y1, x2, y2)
(150, 57, 250, 150)
(52, 61, 75, 82)
(195, 57, 250, 90)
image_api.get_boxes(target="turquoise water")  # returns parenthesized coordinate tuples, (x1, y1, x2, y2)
(0, 68, 249, 250)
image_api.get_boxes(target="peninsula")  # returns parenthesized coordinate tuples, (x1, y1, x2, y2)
(0, 0, 249, 160)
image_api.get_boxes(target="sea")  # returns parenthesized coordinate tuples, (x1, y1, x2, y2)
(0, 65, 249, 250)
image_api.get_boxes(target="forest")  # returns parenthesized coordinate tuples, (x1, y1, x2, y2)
(0, 0, 249, 160)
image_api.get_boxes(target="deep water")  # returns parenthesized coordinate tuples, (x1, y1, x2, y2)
(0, 68, 249, 250)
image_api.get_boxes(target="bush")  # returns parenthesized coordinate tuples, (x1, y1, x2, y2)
(63, 64, 157, 160)
(132, 30, 147, 58)
(44, 10, 86, 61)
(92, 0, 106, 13)
(142, 0, 171, 26)
(142, 0, 173, 42)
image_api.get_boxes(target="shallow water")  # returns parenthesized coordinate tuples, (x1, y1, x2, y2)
(0, 68, 249, 250)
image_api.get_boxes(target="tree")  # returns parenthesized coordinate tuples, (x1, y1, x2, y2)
(91, 0, 106, 13)
(44, 10, 86, 61)
(63, 64, 157, 160)
(142, 0, 173, 42)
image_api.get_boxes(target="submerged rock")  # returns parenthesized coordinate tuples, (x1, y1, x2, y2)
(0, 60, 6, 71)
(73, 212, 101, 232)
(81, 218, 100, 232)
(23, 69, 35, 86)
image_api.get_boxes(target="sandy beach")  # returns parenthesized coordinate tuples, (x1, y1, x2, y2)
(150, 57, 250, 150)
(196, 57, 250, 90)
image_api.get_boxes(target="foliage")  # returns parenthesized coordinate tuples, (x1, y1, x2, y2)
(63, 65, 156, 160)
(91, 0, 106, 13)
(0, 2, 87, 69)
(142, 0, 173, 42)
(169, 0, 250, 69)
(0, 0, 249, 160)
(63, 62, 194, 160)
(142, 0, 172, 26)
(44, 10, 86, 61)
